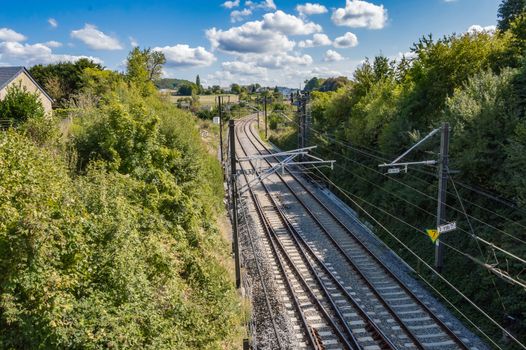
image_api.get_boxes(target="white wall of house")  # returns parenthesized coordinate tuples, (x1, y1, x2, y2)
(0, 71, 53, 114)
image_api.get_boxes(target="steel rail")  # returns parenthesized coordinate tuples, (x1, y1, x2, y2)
(244, 115, 471, 350)
(237, 118, 400, 350)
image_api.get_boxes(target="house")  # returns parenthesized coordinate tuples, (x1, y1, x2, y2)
(0, 66, 53, 114)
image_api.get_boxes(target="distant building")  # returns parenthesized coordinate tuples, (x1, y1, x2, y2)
(0, 66, 53, 114)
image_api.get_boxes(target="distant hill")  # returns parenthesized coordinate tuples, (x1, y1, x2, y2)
(155, 78, 192, 90)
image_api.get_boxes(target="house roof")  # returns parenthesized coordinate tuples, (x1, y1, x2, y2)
(0, 66, 24, 90)
(0, 66, 53, 102)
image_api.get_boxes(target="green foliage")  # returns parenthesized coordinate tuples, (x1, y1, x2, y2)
(178, 83, 198, 96)
(126, 47, 166, 97)
(273, 23, 526, 346)
(0, 83, 45, 123)
(304, 77, 323, 92)
(0, 56, 241, 348)
(498, 0, 526, 31)
(29, 59, 103, 107)
(154, 78, 192, 90)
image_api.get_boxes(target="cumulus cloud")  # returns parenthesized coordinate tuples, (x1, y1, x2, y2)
(0, 41, 101, 66)
(44, 40, 62, 48)
(241, 53, 313, 69)
(298, 33, 332, 48)
(153, 44, 216, 67)
(332, 0, 388, 29)
(333, 32, 358, 48)
(222, 61, 267, 76)
(467, 24, 497, 34)
(207, 21, 295, 54)
(222, 0, 240, 8)
(231, 9, 252, 22)
(296, 3, 328, 16)
(48, 18, 58, 28)
(262, 10, 322, 35)
(71, 24, 123, 50)
(324, 49, 345, 62)
(0, 28, 27, 42)
(246, 0, 277, 10)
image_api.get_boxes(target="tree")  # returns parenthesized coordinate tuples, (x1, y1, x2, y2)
(195, 75, 203, 94)
(319, 77, 350, 92)
(29, 59, 103, 107)
(0, 83, 45, 123)
(126, 47, 166, 83)
(230, 83, 241, 94)
(178, 83, 198, 96)
(304, 77, 323, 92)
(498, 0, 526, 31)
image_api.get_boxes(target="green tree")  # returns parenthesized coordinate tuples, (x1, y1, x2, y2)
(498, 0, 526, 31)
(304, 77, 323, 92)
(195, 74, 202, 94)
(29, 59, 102, 107)
(126, 47, 166, 83)
(230, 83, 241, 94)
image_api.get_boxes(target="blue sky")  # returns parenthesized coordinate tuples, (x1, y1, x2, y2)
(0, 0, 499, 87)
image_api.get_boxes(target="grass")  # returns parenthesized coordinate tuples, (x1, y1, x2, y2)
(166, 93, 240, 107)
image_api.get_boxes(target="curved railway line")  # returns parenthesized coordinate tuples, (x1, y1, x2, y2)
(234, 115, 483, 350)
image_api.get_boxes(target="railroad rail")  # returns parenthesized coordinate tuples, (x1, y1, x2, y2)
(235, 114, 478, 350)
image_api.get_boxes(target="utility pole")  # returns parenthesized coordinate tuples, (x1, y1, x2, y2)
(435, 122, 450, 273)
(229, 120, 241, 289)
(264, 96, 268, 139)
(379, 123, 452, 273)
(218, 96, 224, 163)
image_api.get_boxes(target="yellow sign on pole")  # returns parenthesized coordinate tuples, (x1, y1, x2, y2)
(426, 229, 441, 243)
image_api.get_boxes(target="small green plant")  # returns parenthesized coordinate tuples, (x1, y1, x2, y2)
(0, 83, 45, 123)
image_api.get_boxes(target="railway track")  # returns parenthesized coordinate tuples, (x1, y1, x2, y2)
(235, 115, 480, 350)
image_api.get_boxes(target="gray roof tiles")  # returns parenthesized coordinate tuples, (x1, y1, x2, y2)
(0, 66, 24, 90)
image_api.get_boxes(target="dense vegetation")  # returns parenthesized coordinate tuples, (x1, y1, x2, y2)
(0, 49, 241, 349)
(271, 1, 526, 347)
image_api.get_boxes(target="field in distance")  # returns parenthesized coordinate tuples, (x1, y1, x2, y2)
(163, 92, 240, 107)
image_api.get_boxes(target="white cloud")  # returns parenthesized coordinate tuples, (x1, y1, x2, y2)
(129, 36, 138, 47)
(296, 3, 328, 16)
(0, 28, 27, 42)
(223, 0, 240, 8)
(246, 0, 277, 10)
(299, 33, 332, 48)
(222, 61, 267, 76)
(262, 10, 322, 35)
(333, 32, 358, 48)
(324, 49, 345, 62)
(0, 41, 102, 66)
(48, 18, 58, 28)
(44, 40, 62, 48)
(71, 24, 123, 50)
(153, 44, 216, 67)
(207, 21, 295, 54)
(241, 53, 313, 69)
(332, 0, 388, 29)
(467, 25, 497, 34)
(231, 8, 252, 22)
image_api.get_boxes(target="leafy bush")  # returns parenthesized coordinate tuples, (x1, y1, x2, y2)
(0, 83, 45, 123)
(0, 57, 241, 349)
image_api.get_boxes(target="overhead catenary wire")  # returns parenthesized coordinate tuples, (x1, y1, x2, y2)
(310, 150, 526, 267)
(308, 166, 526, 289)
(308, 133, 526, 246)
(310, 126, 526, 218)
(309, 168, 526, 350)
